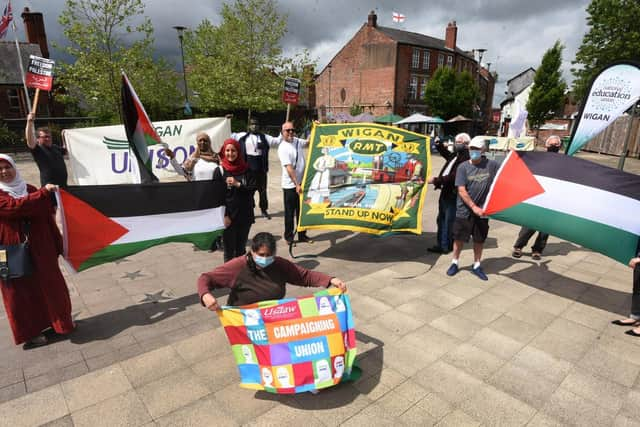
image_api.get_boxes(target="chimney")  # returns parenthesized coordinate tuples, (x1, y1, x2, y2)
(445, 20, 457, 51)
(367, 10, 377, 27)
(21, 7, 50, 58)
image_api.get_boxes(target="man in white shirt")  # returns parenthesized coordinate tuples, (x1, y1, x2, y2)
(277, 121, 311, 244)
(231, 118, 280, 219)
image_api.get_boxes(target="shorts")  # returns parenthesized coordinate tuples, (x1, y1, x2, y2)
(452, 216, 489, 243)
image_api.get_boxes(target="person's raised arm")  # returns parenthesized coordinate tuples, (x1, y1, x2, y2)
(25, 113, 36, 149)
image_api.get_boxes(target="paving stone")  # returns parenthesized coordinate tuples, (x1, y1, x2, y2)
(529, 329, 593, 363)
(412, 361, 482, 405)
(136, 368, 211, 419)
(614, 415, 640, 427)
(424, 288, 467, 310)
(366, 309, 425, 336)
(40, 415, 74, 427)
(458, 382, 536, 426)
(521, 292, 574, 316)
(351, 366, 406, 402)
(487, 362, 558, 409)
(620, 388, 640, 422)
(189, 353, 239, 393)
(560, 370, 630, 412)
(289, 383, 373, 427)
(452, 299, 503, 325)
(469, 327, 524, 360)
(348, 295, 393, 321)
(244, 400, 324, 427)
(26, 361, 89, 393)
(0, 384, 68, 427)
(0, 381, 26, 404)
(505, 302, 557, 329)
(340, 401, 408, 426)
(171, 328, 228, 365)
(439, 281, 486, 301)
(578, 347, 640, 388)
(71, 391, 152, 427)
(0, 369, 22, 390)
(429, 313, 483, 340)
(121, 345, 187, 387)
(407, 392, 453, 421)
(356, 320, 404, 345)
(434, 409, 480, 426)
(61, 364, 132, 412)
(395, 299, 448, 324)
(511, 346, 573, 384)
(541, 387, 616, 427)
(443, 342, 506, 380)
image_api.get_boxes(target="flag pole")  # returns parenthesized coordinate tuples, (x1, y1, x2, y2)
(10, 15, 33, 113)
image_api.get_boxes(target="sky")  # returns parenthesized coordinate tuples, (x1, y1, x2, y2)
(6, 0, 592, 106)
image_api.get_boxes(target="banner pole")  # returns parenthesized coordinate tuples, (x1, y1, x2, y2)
(286, 103, 291, 122)
(30, 88, 40, 114)
(617, 103, 638, 171)
(11, 20, 32, 113)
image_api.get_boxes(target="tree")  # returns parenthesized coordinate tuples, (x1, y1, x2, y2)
(56, 0, 180, 123)
(185, 0, 315, 120)
(423, 67, 478, 119)
(527, 41, 567, 134)
(571, 0, 640, 103)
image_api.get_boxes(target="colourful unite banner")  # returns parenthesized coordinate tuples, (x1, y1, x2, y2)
(298, 123, 430, 235)
(217, 288, 357, 394)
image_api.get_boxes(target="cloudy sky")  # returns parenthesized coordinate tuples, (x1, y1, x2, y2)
(8, 0, 592, 105)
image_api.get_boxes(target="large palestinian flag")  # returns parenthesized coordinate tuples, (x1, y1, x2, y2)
(483, 151, 640, 264)
(121, 72, 162, 183)
(58, 180, 226, 272)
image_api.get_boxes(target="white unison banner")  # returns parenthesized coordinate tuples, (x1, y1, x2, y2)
(62, 117, 230, 184)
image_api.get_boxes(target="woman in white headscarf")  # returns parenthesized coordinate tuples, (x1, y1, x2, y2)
(0, 154, 74, 350)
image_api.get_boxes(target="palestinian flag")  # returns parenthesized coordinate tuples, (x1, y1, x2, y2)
(483, 151, 640, 264)
(58, 180, 226, 272)
(121, 72, 162, 183)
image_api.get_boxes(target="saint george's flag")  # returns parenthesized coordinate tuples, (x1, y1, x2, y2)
(121, 72, 162, 183)
(483, 151, 640, 264)
(58, 181, 226, 272)
(392, 12, 405, 23)
(0, 1, 12, 39)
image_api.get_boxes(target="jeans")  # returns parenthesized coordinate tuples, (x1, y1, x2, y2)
(283, 188, 307, 242)
(436, 194, 457, 250)
(513, 226, 549, 253)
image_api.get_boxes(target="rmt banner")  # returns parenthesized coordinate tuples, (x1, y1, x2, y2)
(282, 76, 301, 104)
(26, 55, 55, 91)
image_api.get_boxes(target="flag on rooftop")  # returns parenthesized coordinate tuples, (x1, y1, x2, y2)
(392, 12, 405, 23)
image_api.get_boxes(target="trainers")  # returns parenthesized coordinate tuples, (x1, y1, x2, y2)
(532, 252, 541, 261)
(471, 266, 488, 281)
(446, 263, 459, 276)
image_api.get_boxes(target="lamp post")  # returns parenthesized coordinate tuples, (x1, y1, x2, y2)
(327, 63, 332, 121)
(474, 48, 487, 135)
(173, 25, 191, 115)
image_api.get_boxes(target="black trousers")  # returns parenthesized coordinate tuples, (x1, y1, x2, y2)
(283, 188, 306, 242)
(631, 263, 640, 319)
(513, 226, 549, 253)
(223, 222, 252, 262)
(253, 170, 268, 212)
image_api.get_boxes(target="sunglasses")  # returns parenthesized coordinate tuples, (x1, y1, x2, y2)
(197, 138, 209, 142)
(283, 129, 295, 133)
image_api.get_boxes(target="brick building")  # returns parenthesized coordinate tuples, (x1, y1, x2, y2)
(314, 11, 495, 132)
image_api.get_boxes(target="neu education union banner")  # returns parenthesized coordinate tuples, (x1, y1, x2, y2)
(217, 288, 356, 394)
(298, 123, 430, 235)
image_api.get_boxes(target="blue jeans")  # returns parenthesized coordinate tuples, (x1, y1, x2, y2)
(436, 194, 457, 250)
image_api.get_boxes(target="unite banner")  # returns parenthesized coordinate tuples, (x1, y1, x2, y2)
(62, 117, 230, 185)
(217, 288, 356, 394)
(298, 123, 430, 235)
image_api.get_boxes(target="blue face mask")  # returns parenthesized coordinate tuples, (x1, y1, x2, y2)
(469, 150, 482, 161)
(253, 254, 274, 268)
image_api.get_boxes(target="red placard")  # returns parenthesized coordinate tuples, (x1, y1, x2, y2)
(25, 55, 55, 91)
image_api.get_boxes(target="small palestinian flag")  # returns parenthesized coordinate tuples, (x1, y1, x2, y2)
(121, 72, 162, 183)
(58, 180, 226, 272)
(483, 151, 640, 264)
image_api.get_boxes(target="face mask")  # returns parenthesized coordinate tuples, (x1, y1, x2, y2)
(547, 145, 560, 153)
(469, 150, 482, 161)
(455, 144, 467, 153)
(253, 254, 274, 268)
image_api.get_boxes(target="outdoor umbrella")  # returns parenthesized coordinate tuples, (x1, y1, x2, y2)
(394, 113, 432, 124)
(447, 115, 472, 122)
(374, 113, 404, 124)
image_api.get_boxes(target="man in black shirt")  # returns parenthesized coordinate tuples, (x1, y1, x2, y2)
(25, 113, 68, 188)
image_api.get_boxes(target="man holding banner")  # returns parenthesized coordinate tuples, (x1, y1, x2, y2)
(25, 113, 68, 188)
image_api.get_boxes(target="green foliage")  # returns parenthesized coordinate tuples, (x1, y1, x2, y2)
(185, 0, 316, 119)
(423, 68, 478, 119)
(0, 123, 22, 150)
(571, 0, 640, 103)
(350, 103, 364, 116)
(527, 41, 567, 129)
(55, 0, 180, 124)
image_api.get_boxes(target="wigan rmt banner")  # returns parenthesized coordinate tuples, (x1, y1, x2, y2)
(299, 123, 430, 235)
(217, 288, 356, 394)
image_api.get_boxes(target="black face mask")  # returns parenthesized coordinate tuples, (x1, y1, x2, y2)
(455, 144, 467, 153)
(547, 145, 560, 153)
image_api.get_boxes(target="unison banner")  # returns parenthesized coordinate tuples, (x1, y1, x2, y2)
(567, 61, 640, 156)
(62, 117, 230, 184)
(217, 288, 356, 394)
(298, 123, 430, 235)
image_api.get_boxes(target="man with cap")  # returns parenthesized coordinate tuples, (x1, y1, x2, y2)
(231, 118, 280, 219)
(446, 136, 500, 280)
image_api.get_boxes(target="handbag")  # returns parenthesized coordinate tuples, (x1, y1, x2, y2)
(0, 222, 33, 280)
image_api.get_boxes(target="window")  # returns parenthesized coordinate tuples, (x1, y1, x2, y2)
(438, 53, 444, 67)
(422, 50, 430, 70)
(421, 77, 429, 97)
(7, 89, 20, 112)
(408, 76, 418, 99)
(447, 55, 453, 67)
(412, 48, 420, 68)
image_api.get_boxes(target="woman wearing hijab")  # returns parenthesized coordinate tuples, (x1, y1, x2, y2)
(0, 154, 74, 349)
(219, 138, 256, 262)
(165, 131, 221, 181)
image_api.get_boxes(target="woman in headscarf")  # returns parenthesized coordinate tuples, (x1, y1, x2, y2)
(219, 138, 256, 262)
(0, 154, 74, 349)
(165, 131, 221, 181)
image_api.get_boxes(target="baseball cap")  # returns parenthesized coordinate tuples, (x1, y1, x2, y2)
(469, 136, 487, 149)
